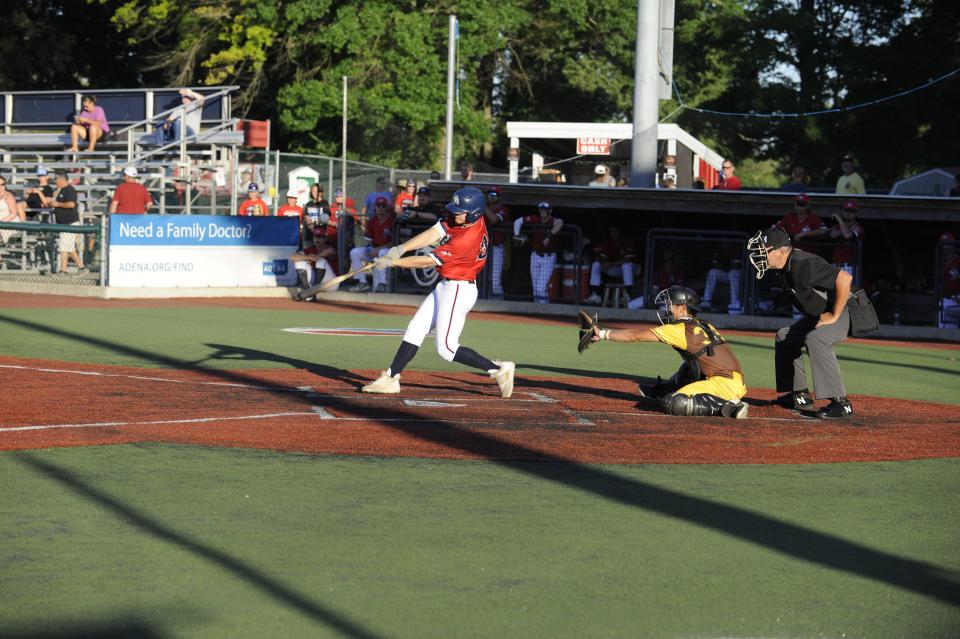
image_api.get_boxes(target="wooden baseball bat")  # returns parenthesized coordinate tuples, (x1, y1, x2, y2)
(319, 261, 376, 292)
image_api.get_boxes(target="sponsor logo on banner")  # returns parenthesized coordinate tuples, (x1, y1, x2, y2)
(263, 259, 289, 275)
(108, 214, 299, 288)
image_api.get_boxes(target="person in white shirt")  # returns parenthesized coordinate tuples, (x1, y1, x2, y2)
(589, 164, 616, 187)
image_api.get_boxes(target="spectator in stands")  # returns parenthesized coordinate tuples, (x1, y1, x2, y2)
(835, 153, 866, 195)
(400, 186, 440, 225)
(949, 174, 960, 197)
(460, 161, 475, 181)
(692, 179, 706, 190)
(589, 164, 616, 187)
(52, 171, 85, 274)
(661, 177, 677, 189)
(17, 167, 54, 220)
(68, 95, 110, 154)
(616, 177, 629, 187)
(278, 190, 303, 218)
(0, 176, 22, 243)
(394, 177, 417, 214)
(514, 201, 564, 304)
(238, 183, 269, 216)
(714, 159, 741, 190)
(775, 193, 828, 246)
(585, 226, 638, 305)
(483, 186, 512, 300)
(827, 200, 864, 278)
(938, 232, 959, 328)
(109, 167, 153, 215)
(782, 166, 808, 193)
(163, 89, 206, 141)
(347, 196, 396, 293)
(700, 250, 744, 315)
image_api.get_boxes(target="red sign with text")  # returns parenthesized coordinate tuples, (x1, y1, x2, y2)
(577, 137, 611, 155)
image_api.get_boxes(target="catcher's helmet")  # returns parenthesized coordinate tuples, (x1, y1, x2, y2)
(655, 286, 700, 324)
(445, 186, 485, 224)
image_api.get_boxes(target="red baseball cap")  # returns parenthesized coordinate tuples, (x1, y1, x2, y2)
(375, 196, 388, 206)
(940, 232, 956, 242)
(843, 200, 858, 211)
(794, 193, 809, 206)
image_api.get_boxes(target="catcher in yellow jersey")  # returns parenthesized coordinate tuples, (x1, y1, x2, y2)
(582, 285, 749, 419)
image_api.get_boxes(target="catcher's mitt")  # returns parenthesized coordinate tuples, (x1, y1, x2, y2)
(577, 310, 600, 353)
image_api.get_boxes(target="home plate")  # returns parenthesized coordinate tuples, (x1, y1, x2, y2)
(402, 399, 466, 408)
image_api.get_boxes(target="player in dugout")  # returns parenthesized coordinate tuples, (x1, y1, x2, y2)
(580, 285, 749, 419)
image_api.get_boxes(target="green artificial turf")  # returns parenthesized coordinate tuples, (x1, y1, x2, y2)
(1, 444, 957, 638)
(0, 305, 958, 403)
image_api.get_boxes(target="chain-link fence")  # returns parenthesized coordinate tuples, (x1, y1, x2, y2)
(0, 219, 103, 285)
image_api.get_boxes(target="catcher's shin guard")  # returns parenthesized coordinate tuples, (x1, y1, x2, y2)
(660, 392, 727, 417)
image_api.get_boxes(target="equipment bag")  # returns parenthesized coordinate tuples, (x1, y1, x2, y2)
(847, 289, 879, 336)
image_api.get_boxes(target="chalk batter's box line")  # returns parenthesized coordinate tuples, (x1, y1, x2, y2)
(0, 364, 565, 404)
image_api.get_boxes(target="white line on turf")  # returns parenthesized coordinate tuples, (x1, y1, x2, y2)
(0, 411, 317, 433)
(562, 409, 595, 426)
(525, 392, 558, 403)
(0, 364, 299, 392)
(311, 406, 336, 419)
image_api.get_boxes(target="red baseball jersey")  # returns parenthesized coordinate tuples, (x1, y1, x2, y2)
(431, 217, 489, 281)
(394, 193, 415, 210)
(597, 237, 636, 263)
(776, 211, 826, 237)
(365, 212, 396, 247)
(302, 245, 339, 275)
(831, 221, 863, 265)
(488, 204, 511, 246)
(522, 213, 562, 254)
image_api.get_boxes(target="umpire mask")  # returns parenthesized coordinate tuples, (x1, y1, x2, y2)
(747, 228, 790, 280)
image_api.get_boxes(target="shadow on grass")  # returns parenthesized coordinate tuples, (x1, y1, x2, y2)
(14, 452, 387, 639)
(2, 313, 959, 611)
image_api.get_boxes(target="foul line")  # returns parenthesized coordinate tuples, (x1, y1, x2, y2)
(0, 411, 317, 433)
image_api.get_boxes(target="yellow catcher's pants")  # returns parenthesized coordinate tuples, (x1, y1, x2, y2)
(677, 371, 746, 402)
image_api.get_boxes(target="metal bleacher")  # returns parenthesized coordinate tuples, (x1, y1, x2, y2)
(0, 86, 246, 218)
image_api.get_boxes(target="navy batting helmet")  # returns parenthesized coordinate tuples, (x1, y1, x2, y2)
(655, 286, 701, 324)
(445, 186, 485, 224)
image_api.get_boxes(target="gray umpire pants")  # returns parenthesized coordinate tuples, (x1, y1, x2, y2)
(775, 308, 850, 400)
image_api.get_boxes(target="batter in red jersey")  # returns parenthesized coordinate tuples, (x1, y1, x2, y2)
(360, 187, 515, 397)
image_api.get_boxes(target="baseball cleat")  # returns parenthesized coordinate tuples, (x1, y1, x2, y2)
(491, 360, 515, 398)
(583, 293, 602, 305)
(720, 401, 749, 419)
(815, 397, 854, 419)
(362, 369, 400, 394)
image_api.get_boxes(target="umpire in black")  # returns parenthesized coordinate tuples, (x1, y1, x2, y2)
(748, 227, 854, 418)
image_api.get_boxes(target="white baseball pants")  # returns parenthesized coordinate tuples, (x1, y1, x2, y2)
(530, 252, 555, 303)
(403, 279, 478, 362)
(349, 246, 390, 288)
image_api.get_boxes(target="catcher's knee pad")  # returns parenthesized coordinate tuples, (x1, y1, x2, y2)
(661, 392, 726, 417)
(661, 392, 694, 416)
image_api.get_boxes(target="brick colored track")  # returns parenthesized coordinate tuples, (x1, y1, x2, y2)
(2, 357, 958, 464)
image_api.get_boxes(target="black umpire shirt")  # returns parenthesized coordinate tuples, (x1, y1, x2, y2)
(777, 249, 841, 317)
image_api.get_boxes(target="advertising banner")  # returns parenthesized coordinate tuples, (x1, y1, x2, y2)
(108, 214, 299, 288)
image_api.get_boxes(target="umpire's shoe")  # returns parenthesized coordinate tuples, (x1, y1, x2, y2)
(776, 390, 814, 411)
(816, 397, 854, 419)
(362, 369, 401, 394)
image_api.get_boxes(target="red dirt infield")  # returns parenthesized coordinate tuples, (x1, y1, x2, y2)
(2, 356, 958, 465)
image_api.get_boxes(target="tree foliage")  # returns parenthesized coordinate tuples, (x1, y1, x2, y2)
(5, 1, 953, 184)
